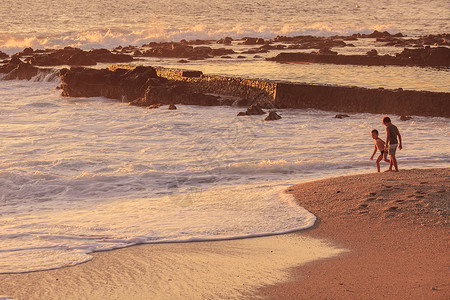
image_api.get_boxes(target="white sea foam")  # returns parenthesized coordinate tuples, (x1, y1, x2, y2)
(0, 78, 449, 273)
(1, 0, 450, 274)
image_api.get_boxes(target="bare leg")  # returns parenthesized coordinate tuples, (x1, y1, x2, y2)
(376, 156, 382, 172)
(385, 155, 393, 172)
(391, 154, 398, 171)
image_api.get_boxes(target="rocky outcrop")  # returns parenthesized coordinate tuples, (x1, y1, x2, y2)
(267, 46, 450, 67)
(142, 43, 235, 60)
(275, 83, 450, 118)
(59, 66, 159, 100)
(58, 66, 450, 118)
(59, 66, 234, 108)
(0, 50, 9, 59)
(237, 104, 266, 116)
(0, 57, 40, 80)
(24, 47, 132, 66)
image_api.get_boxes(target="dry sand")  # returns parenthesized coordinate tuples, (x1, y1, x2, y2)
(0, 168, 448, 299)
(258, 167, 449, 299)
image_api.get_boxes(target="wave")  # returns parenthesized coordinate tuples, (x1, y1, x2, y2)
(0, 23, 403, 54)
(30, 70, 61, 83)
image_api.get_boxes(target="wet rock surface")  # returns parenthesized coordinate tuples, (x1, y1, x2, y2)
(267, 46, 450, 67)
(265, 111, 282, 121)
(0, 57, 41, 80)
(11, 47, 134, 66)
(57, 65, 450, 118)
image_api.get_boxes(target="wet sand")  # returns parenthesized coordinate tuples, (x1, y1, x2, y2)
(0, 168, 448, 299)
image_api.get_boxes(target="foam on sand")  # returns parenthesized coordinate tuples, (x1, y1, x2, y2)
(0, 234, 346, 299)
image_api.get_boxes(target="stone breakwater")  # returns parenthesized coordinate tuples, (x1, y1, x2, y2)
(57, 66, 450, 118)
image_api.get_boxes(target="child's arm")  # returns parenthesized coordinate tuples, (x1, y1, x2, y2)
(370, 145, 377, 159)
(397, 130, 402, 150)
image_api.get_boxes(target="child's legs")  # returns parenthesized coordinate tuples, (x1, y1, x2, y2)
(376, 155, 382, 172)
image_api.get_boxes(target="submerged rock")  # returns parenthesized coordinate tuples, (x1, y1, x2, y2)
(264, 111, 282, 121)
(334, 114, 350, 119)
(237, 104, 266, 116)
(399, 115, 412, 121)
(168, 104, 177, 110)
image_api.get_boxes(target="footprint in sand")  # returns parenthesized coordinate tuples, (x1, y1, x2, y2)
(385, 206, 399, 212)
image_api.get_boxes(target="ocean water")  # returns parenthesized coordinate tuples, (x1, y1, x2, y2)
(1, 0, 450, 274)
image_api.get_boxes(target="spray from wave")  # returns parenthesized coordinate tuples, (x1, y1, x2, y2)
(0, 23, 401, 54)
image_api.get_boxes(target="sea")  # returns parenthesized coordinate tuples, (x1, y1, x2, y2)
(1, 0, 449, 274)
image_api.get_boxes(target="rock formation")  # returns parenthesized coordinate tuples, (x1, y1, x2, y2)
(0, 57, 40, 80)
(237, 104, 266, 116)
(267, 46, 450, 67)
(57, 66, 450, 118)
(23, 47, 133, 66)
(265, 111, 282, 121)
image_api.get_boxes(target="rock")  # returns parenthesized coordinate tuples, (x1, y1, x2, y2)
(367, 49, 378, 56)
(59, 66, 159, 100)
(335, 114, 350, 119)
(146, 104, 162, 109)
(319, 47, 338, 55)
(0, 50, 9, 59)
(237, 55, 246, 59)
(178, 59, 189, 63)
(133, 50, 143, 56)
(182, 70, 203, 78)
(241, 37, 265, 45)
(25, 47, 132, 66)
(217, 37, 233, 44)
(399, 115, 412, 121)
(210, 48, 235, 56)
(0, 57, 39, 80)
(168, 104, 177, 110)
(66, 51, 96, 66)
(264, 111, 282, 121)
(267, 46, 450, 67)
(87, 48, 133, 63)
(15, 47, 34, 57)
(237, 104, 266, 116)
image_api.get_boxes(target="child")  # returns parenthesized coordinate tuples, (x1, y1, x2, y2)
(370, 129, 390, 172)
(382, 116, 402, 172)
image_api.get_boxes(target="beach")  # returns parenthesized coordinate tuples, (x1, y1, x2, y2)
(1, 168, 448, 299)
(1, 0, 449, 298)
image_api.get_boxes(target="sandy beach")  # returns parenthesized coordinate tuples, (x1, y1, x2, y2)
(0, 168, 448, 299)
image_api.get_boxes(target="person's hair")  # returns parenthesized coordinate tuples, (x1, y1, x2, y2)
(371, 129, 378, 134)
(382, 116, 391, 123)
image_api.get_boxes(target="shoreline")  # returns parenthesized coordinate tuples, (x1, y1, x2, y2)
(0, 168, 448, 299)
